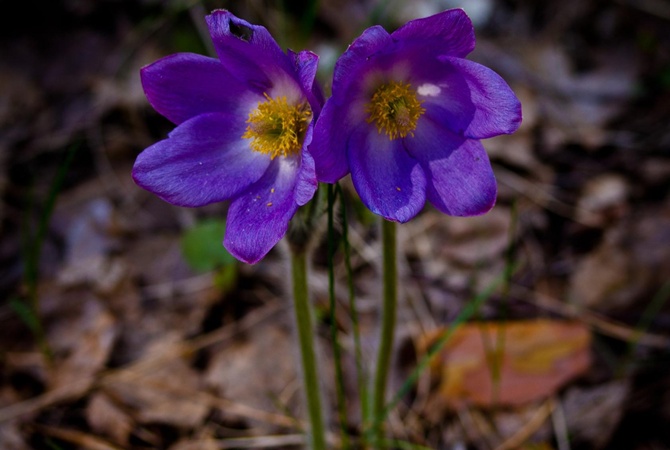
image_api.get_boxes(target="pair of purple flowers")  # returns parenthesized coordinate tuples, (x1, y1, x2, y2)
(133, 9, 522, 264)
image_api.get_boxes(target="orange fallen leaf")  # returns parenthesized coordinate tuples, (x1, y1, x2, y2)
(421, 320, 591, 409)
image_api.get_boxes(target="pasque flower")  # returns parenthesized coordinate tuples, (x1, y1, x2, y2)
(311, 9, 522, 222)
(133, 10, 323, 264)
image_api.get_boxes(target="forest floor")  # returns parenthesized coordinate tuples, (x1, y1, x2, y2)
(1, 0, 670, 449)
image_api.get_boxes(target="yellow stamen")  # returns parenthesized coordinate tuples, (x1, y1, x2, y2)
(243, 94, 312, 159)
(366, 81, 425, 140)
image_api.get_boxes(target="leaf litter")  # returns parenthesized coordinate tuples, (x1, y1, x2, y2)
(1, 1, 670, 449)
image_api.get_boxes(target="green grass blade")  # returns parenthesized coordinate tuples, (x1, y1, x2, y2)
(19, 142, 79, 360)
(620, 280, 670, 374)
(327, 183, 350, 448)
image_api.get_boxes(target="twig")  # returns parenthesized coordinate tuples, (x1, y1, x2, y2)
(511, 284, 670, 348)
(551, 397, 571, 450)
(32, 424, 123, 450)
(215, 434, 305, 448)
(494, 400, 553, 450)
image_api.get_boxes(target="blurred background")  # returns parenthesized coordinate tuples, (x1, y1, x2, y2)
(1, 0, 670, 448)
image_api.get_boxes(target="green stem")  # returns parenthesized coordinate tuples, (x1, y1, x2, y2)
(381, 263, 518, 421)
(338, 185, 369, 429)
(290, 250, 327, 450)
(327, 184, 350, 448)
(372, 219, 397, 444)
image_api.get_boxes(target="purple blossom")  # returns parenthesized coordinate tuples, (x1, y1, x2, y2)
(310, 9, 522, 222)
(133, 10, 322, 264)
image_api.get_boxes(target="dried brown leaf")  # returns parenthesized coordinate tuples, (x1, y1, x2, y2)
(562, 381, 628, 448)
(422, 320, 591, 411)
(104, 335, 209, 428)
(47, 297, 117, 392)
(0, 387, 28, 450)
(86, 392, 134, 446)
(570, 202, 670, 310)
(575, 174, 629, 227)
(204, 319, 299, 431)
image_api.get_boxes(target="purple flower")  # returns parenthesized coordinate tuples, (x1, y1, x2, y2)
(133, 10, 322, 264)
(311, 9, 522, 222)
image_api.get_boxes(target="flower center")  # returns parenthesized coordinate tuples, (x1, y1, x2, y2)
(366, 81, 425, 140)
(243, 94, 312, 159)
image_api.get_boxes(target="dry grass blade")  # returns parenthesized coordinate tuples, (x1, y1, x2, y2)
(32, 424, 123, 450)
(0, 374, 97, 423)
(551, 397, 571, 450)
(494, 400, 554, 450)
(512, 285, 670, 348)
(102, 374, 300, 429)
(0, 303, 283, 424)
(214, 434, 306, 448)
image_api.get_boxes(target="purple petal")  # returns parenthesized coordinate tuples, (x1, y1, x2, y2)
(348, 125, 426, 222)
(312, 28, 396, 184)
(420, 56, 522, 139)
(288, 49, 323, 115)
(331, 25, 393, 100)
(391, 9, 475, 58)
(132, 112, 271, 207)
(404, 118, 497, 216)
(224, 158, 301, 264)
(310, 100, 351, 183)
(140, 53, 248, 125)
(295, 127, 318, 206)
(206, 10, 296, 93)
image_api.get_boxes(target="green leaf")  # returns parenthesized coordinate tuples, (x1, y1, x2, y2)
(10, 298, 41, 335)
(181, 219, 236, 272)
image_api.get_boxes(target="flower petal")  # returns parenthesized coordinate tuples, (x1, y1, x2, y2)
(206, 10, 296, 92)
(404, 118, 497, 216)
(331, 25, 393, 101)
(132, 112, 271, 207)
(312, 26, 407, 184)
(310, 100, 351, 183)
(288, 49, 323, 115)
(391, 8, 475, 58)
(224, 158, 300, 264)
(421, 56, 522, 139)
(295, 127, 318, 206)
(347, 125, 426, 222)
(140, 53, 248, 125)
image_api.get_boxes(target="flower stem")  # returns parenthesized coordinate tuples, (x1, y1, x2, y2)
(290, 249, 327, 450)
(327, 185, 351, 448)
(372, 219, 397, 444)
(338, 185, 369, 429)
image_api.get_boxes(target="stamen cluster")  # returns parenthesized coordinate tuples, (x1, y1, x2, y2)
(243, 94, 312, 159)
(366, 81, 425, 140)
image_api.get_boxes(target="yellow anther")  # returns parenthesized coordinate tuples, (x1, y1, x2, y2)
(366, 81, 425, 140)
(243, 94, 312, 159)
